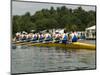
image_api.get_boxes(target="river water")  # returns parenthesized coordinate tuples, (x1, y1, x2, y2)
(11, 40, 96, 74)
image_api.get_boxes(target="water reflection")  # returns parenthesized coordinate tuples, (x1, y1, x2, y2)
(11, 44, 96, 74)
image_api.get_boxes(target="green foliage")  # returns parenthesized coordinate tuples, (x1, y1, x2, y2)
(65, 24, 77, 31)
(12, 6, 96, 35)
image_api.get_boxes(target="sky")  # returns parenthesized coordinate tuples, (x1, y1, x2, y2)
(12, 1, 96, 16)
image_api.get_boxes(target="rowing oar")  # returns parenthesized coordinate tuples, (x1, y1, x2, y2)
(13, 42, 33, 46)
(13, 41, 50, 46)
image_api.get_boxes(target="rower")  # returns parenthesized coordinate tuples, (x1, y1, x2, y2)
(26, 33, 32, 42)
(61, 30, 68, 44)
(21, 33, 27, 42)
(67, 32, 72, 43)
(38, 33, 44, 42)
(15, 32, 20, 41)
(71, 31, 78, 42)
(44, 30, 52, 42)
(32, 33, 38, 41)
(53, 32, 61, 43)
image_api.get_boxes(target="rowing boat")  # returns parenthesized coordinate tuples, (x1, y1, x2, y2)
(13, 42, 96, 50)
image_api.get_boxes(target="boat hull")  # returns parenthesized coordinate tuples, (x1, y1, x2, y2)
(14, 42, 96, 50)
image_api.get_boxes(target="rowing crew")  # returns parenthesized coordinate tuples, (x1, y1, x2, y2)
(13, 30, 78, 44)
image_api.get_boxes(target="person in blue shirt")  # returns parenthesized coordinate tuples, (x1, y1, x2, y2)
(71, 31, 78, 42)
(61, 30, 68, 44)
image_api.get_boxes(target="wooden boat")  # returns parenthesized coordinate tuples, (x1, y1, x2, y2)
(13, 42, 96, 50)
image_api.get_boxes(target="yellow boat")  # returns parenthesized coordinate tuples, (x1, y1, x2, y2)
(14, 42, 96, 50)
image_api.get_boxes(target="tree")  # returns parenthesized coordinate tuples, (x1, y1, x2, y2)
(12, 6, 96, 35)
(65, 24, 77, 31)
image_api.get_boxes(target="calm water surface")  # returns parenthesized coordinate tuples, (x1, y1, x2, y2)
(11, 40, 96, 74)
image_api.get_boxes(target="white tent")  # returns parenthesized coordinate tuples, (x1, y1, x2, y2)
(55, 29, 64, 34)
(86, 25, 95, 30)
(85, 25, 96, 39)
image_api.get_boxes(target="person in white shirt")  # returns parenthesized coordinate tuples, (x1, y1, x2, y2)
(44, 30, 52, 42)
(53, 32, 61, 43)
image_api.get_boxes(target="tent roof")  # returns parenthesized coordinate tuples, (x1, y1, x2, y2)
(86, 25, 95, 30)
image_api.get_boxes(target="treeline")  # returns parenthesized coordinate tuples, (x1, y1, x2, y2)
(12, 6, 96, 35)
